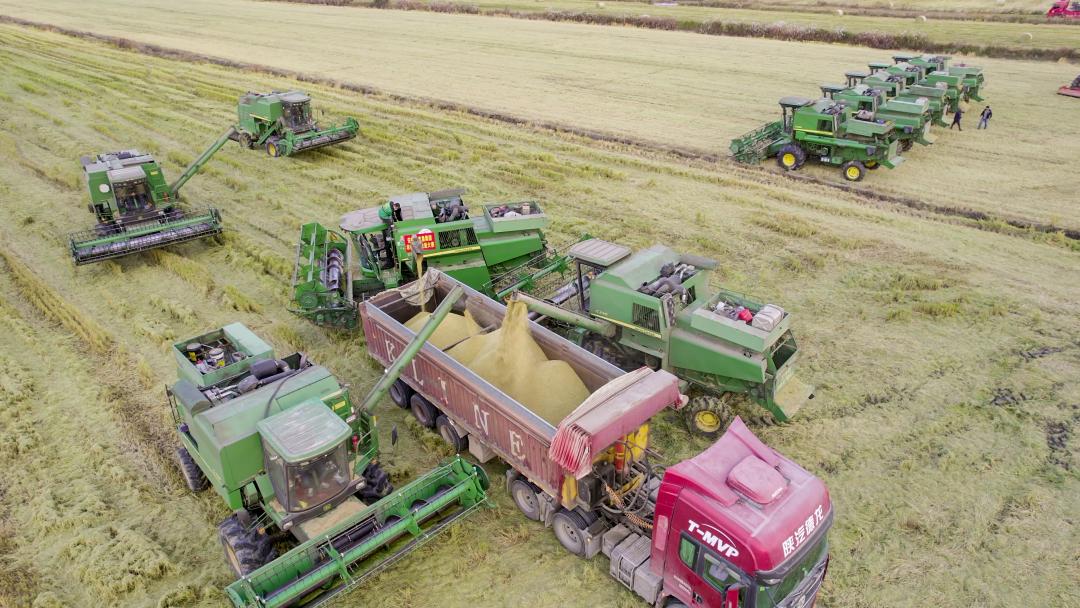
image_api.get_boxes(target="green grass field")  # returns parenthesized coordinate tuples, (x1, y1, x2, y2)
(1, 20, 1078, 608)
(370, 0, 1080, 52)
(1, 0, 1078, 231)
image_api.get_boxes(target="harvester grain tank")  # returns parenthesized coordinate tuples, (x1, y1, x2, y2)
(510, 239, 814, 429)
(730, 96, 904, 181)
(1060, 75, 1080, 98)
(168, 299, 491, 607)
(69, 128, 233, 264)
(233, 91, 359, 157)
(821, 83, 935, 151)
(291, 189, 568, 328)
(363, 271, 832, 607)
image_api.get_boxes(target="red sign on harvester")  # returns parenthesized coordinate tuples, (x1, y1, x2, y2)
(403, 229, 437, 253)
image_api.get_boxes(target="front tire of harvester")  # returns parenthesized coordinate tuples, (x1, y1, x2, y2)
(175, 447, 209, 492)
(510, 478, 542, 521)
(901, 139, 914, 152)
(218, 515, 276, 578)
(776, 144, 806, 171)
(552, 509, 590, 557)
(389, 379, 413, 409)
(409, 393, 439, 429)
(359, 463, 393, 502)
(842, 160, 866, 182)
(436, 415, 468, 452)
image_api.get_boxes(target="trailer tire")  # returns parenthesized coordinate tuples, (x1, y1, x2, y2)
(218, 515, 276, 577)
(776, 144, 805, 171)
(436, 416, 468, 452)
(552, 509, 590, 557)
(175, 447, 209, 492)
(409, 394, 439, 428)
(389, 379, 413, 408)
(510, 478, 542, 521)
(841, 160, 866, 182)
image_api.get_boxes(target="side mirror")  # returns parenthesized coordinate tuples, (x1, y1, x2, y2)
(724, 584, 743, 608)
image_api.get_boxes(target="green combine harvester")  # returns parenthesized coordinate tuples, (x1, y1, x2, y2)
(846, 70, 950, 127)
(512, 238, 815, 432)
(730, 96, 904, 181)
(69, 128, 234, 265)
(892, 53, 985, 102)
(233, 91, 359, 157)
(168, 291, 491, 607)
(291, 189, 569, 328)
(820, 83, 935, 152)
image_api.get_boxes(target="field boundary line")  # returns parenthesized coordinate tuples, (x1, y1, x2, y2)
(2, 15, 1077, 247)
(275, 0, 1080, 62)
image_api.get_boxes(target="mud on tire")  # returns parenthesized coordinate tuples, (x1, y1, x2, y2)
(218, 515, 276, 577)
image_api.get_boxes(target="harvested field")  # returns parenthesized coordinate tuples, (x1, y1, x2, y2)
(0, 15, 1078, 608)
(1, 0, 1077, 230)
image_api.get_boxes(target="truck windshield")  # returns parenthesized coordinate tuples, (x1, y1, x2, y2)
(285, 442, 350, 512)
(754, 537, 828, 608)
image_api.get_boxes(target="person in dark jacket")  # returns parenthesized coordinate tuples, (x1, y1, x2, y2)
(950, 107, 964, 130)
(977, 106, 992, 129)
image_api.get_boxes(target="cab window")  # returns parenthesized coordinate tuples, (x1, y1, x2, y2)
(679, 535, 698, 568)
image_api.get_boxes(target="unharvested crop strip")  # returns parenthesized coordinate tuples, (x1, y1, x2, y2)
(3, 15, 1078, 247)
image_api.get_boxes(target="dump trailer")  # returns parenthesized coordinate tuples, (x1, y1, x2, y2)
(731, 96, 904, 182)
(234, 91, 359, 157)
(69, 127, 233, 264)
(363, 272, 832, 607)
(169, 296, 491, 608)
(1058, 75, 1080, 98)
(821, 84, 935, 151)
(515, 239, 813, 430)
(291, 189, 569, 328)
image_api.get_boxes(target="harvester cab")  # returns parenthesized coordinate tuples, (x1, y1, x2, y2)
(235, 91, 359, 157)
(291, 189, 567, 328)
(69, 127, 232, 265)
(171, 307, 492, 608)
(515, 238, 815, 431)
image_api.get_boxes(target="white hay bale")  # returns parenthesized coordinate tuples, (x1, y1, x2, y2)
(836, 8, 844, 15)
(918, 15, 927, 22)
(1021, 32, 1033, 41)
(596, 1, 605, 7)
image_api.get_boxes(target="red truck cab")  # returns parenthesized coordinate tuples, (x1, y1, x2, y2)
(650, 418, 832, 607)
(1047, 0, 1080, 17)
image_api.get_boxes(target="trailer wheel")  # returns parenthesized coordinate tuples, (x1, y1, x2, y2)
(175, 447, 208, 492)
(841, 160, 866, 182)
(409, 394, 439, 428)
(552, 509, 589, 557)
(436, 415, 468, 452)
(218, 515, 276, 577)
(510, 478, 542, 521)
(776, 144, 805, 171)
(389, 379, 413, 408)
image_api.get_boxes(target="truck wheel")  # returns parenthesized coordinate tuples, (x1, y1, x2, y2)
(776, 144, 805, 171)
(409, 394, 439, 428)
(510, 478, 542, 521)
(552, 509, 589, 557)
(218, 515, 276, 577)
(389, 379, 413, 408)
(841, 160, 866, 182)
(175, 447, 208, 492)
(436, 415, 468, 452)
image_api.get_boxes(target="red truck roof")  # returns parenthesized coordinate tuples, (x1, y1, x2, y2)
(657, 417, 831, 576)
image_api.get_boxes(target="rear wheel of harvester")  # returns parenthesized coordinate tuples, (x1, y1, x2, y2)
(842, 160, 866, 182)
(389, 379, 413, 408)
(510, 478, 542, 521)
(410, 393, 439, 428)
(901, 139, 914, 152)
(776, 144, 806, 171)
(436, 415, 468, 452)
(266, 138, 281, 158)
(552, 508, 596, 557)
(218, 515, 276, 577)
(175, 447, 208, 492)
(684, 395, 731, 438)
